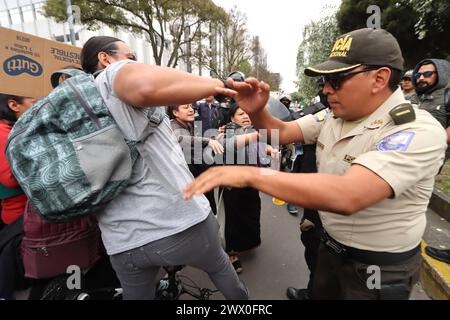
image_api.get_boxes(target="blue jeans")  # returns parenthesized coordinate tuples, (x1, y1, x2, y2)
(109, 213, 248, 300)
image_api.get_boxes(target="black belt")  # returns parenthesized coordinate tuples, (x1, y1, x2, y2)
(321, 232, 421, 265)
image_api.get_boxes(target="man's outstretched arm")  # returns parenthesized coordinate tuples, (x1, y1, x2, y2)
(183, 165, 393, 216)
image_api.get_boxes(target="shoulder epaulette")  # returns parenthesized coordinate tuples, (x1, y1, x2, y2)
(389, 103, 416, 125)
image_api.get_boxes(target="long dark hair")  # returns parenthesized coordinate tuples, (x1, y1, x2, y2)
(80, 36, 123, 74)
(0, 94, 23, 123)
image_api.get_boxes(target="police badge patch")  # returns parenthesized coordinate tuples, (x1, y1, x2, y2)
(376, 132, 415, 152)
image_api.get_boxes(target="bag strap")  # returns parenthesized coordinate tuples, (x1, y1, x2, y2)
(50, 69, 86, 88)
(142, 107, 166, 134)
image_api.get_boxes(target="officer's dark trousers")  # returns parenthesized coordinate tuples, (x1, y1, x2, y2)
(300, 209, 322, 297)
(297, 144, 322, 297)
(312, 243, 421, 300)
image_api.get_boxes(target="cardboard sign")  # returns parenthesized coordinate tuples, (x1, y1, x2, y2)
(0, 27, 81, 99)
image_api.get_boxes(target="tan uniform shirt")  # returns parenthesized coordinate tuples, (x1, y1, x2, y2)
(297, 88, 447, 252)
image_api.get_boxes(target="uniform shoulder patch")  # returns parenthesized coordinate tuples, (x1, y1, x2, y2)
(376, 132, 415, 152)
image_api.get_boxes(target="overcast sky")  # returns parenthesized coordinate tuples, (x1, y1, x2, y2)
(212, 0, 342, 93)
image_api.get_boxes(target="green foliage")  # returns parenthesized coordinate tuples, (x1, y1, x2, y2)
(290, 91, 304, 103)
(435, 159, 450, 197)
(296, 7, 338, 102)
(237, 60, 252, 76)
(43, 0, 227, 67)
(336, 0, 450, 69)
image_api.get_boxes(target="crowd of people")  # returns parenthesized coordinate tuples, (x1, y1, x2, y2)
(0, 26, 449, 300)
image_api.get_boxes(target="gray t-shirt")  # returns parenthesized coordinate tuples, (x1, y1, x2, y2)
(94, 60, 210, 255)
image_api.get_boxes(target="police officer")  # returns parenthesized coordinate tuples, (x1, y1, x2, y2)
(400, 70, 416, 101)
(183, 28, 448, 300)
(279, 94, 292, 110)
(316, 77, 330, 108)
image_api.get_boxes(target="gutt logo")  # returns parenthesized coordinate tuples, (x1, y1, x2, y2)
(3, 55, 43, 77)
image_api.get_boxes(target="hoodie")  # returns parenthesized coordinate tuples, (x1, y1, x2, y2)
(412, 59, 450, 128)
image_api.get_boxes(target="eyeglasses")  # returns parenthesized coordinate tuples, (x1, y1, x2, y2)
(106, 50, 137, 61)
(323, 67, 378, 91)
(414, 71, 436, 79)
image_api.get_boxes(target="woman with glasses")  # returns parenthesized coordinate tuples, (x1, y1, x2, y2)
(79, 36, 248, 300)
(167, 103, 224, 214)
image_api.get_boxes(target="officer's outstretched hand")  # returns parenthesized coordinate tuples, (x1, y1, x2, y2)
(183, 166, 256, 200)
(227, 77, 271, 115)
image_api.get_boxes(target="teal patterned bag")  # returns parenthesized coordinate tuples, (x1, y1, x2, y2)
(5, 69, 162, 222)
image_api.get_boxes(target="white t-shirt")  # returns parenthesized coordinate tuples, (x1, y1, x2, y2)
(94, 60, 211, 255)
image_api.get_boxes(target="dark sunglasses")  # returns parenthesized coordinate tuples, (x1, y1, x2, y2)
(414, 71, 436, 79)
(323, 67, 378, 91)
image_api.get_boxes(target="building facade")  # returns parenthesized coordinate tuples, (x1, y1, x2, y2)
(0, 0, 192, 70)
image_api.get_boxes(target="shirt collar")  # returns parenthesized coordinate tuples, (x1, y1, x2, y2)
(333, 88, 407, 139)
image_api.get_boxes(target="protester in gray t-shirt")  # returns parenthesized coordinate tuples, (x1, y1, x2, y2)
(80, 36, 248, 300)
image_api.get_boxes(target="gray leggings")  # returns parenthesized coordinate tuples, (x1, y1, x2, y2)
(109, 213, 248, 300)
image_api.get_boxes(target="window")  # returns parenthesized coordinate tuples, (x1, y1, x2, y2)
(9, 8, 21, 24)
(22, 5, 34, 23)
(34, 2, 45, 20)
(0, 10, 10, 27)
(54, 32, 80, 43)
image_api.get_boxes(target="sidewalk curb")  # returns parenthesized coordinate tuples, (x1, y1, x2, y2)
(420, 241, 450, 300)
(428, 189, 450, 223)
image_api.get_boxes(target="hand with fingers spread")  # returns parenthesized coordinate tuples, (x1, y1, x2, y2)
(183, 166, 256, 200)
(225, 78, 271, 115)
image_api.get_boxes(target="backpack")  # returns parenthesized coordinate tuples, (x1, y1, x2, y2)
(21, 201, 102, 279)
(5, 68, 164, 222)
